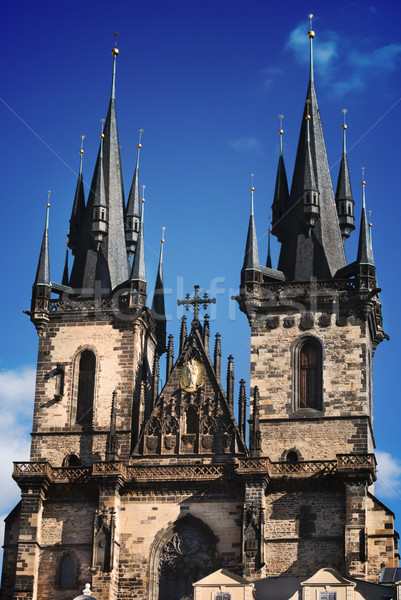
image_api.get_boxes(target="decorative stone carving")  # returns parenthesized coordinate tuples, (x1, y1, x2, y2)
(283, 316, 295, 328)
(300, 313, 314, 330)
(164, 435, 176, 450)
(266, 316, 279, 330)
(336, 315, 348, 327)
(201, 435, 213, 450)
(180, 359, 204, 391)
(93, 506, 115, 572)
(318, 314, 331, 327)
(146, 436, 159, 451)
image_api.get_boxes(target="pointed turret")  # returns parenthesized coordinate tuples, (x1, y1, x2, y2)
(125, 130, 143, 259)
(336, 110, 355, 242)
(241, 177, 260, 273)
(203, 314, 210, 355)
(226, 355, 234, 413)
(68, 137, 86, 255)
(179, 315, 187, 354)
(275, 17, 345, 280)
(238, 379, 246, 440)
(129, 187, 147, 307)
(69, 38, 129, 293)
(250, 386, 261, 457)
(34, 198, 51, 287)
(271, 116, 290, 243)
(91, 130, 109, 250)
(266, 223, 272, 269)
(31, 195, 52, 332)
(356, 171, 376, 290)
(300, 99, 320, 237)
(62, 244, 69, 286)
(166, 334, 174, 380)
(214, 332, 222, 382)
(151, 227, 167, 354)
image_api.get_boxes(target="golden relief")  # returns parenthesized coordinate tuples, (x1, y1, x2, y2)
(180, 359, 204, 391)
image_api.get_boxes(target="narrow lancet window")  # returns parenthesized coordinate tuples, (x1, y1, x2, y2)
(297, 338, 322, 411)
(59, 554, 75, 588)
(76, 350, 96, 424)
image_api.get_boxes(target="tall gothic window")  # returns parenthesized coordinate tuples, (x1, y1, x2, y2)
(158, 521, 216, 600)
(186, 405, 197, 434)
(296, 338, 322, 411)
(76, 350, 96, 424)
(59, 554, 75, 588)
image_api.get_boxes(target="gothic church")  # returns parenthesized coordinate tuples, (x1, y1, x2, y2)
(1, 20, 399, 600)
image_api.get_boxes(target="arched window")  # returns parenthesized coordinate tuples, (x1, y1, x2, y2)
(59, 554, 75, 588)
(62, 454, 81, 467)
(186, 405, 197, 434)
(286, 451, 299, 465)
(157, 520, 216, 600)
(295, 337, 322, 411)
(76, 350, 96, 424)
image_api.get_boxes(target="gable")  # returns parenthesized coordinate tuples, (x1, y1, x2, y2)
(136, 321, 247, 457)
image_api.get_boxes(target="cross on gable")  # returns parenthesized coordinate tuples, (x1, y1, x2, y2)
(177, 285, 216, 322)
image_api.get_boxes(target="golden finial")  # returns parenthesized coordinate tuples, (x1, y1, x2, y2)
(141, 185, 145, 203)
(137, 129, 143, 149)
(305, 98, 311, 120)
(46, 190, 51, 208)
(100, 119, 105, 139)
(279, 114, 284, 135)
(368, 209, 373, 228)
(308, 13, 315, 38)
(342, 108, 348, 130)
(250, 173, 255, 192)
(161, 226, 166, 243)
(267, 215, 271, 235)
(361, 166, 366, 186)
(112, 32, 119, 56)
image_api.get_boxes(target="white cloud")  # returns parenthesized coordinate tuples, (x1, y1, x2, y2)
(261, 65, 283, 90)
(0, 366, 35, 554)
(227, 137, 263, 153)
(286, 23, 338, 72)
(375, 450, 401, 500)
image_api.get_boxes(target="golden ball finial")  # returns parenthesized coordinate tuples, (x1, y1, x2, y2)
(112, 47, 119, 56)
(279, 129, 284, 135)
(342, 124, 347, 130)
(305, 114, 311, 120)
(112, 32, 119, 55)
(250, 186, 255, 192)
(137, 143, 142, 149)
(79, 149, 84, 154)
(308, 30, 315, 39)
(46, 203, 50, 208)
(100, 133, 105, 139)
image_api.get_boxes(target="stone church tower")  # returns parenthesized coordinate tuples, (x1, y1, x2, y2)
(1, 23, 399, 600)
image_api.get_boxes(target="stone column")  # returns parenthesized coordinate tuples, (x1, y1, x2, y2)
(13, 482, 47, 600)
(345, 481, 367, 578)
(91, 471, 124, 600)
(241, 478, 267, 579)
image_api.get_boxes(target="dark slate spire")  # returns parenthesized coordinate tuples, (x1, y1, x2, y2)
(91, 133, 108, 250)
(106, 390, 117, 461)
(125, 130, 143, 259)
(357, 173, 375, 267)
(69, 39, 129, 293)
(266, 223, 272, 269)
(151, 228, 167, 354)
(166, 334, 174, 380)
(179, 315, 187, 354)
(336, 111, 355, 242)
(62, 244, 69, 286)
(130, 192, 146, 282)
(242, 179, 260, 272)
(300, 99, 320, 237)
(271, 117, 290, 243)
(68, 137, 86, 256)
(203, 314, 210, 355)
(34, 197, 51, 287)
(214, 332, 222, 382)
(275, 20, 345, 281)
(250, 386, 261, 457)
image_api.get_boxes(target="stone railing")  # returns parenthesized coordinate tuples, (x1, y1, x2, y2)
(237, 454, 375, 478)
(127, 463, 229, 481)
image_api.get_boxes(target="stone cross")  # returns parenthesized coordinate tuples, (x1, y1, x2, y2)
(177, 285, 216, 322)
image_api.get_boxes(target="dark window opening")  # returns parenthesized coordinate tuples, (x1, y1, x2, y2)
(286, 451, 298, 464)
(60, 555, 75, 588)
(186, 406, 197, 434)
(76, 350, 95, 424)
(299, 340, 322, 410)
(63, 454, 81, 467)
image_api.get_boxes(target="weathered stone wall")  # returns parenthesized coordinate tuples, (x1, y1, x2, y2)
(250, 310, 374, 460)
(30, 316, 154, 465)
(265, 484, 345, 576)
(366, 492, 398, 582)
(117, 486, 243, 599)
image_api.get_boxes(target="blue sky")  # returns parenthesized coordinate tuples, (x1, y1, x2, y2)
(1, 0, 401, 555)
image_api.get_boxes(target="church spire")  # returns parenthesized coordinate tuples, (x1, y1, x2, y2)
(308, 13, 315, 83)
(34, 193, 51, 287)
(266, 220, 272, 268)
(275, 16, 345, 280)
(335, 110, 355, 242)
(125, 130, 143, 258)
(242, 175, 260, 272)
(68, 136, 85, 256)
(69, 39, 129, 292)
(91, 126, 108, 250)
(356, 170, 376, 290)
(62, 243, 69, 286)
(271, 116, 290, 243)
(129, 186, 147, 308)
(151, 227, 167, 354)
